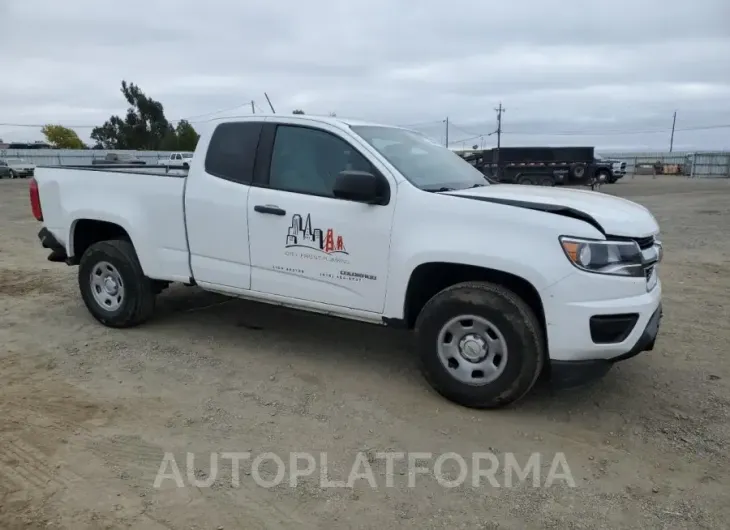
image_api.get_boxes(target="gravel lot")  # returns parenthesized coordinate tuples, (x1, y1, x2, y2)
(1, 176, 729, 529)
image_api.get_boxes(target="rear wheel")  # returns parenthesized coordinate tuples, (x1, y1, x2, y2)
(539, 176, 555, 186)
(414, 281, 545, 409)
(570, 163, 586, 179)
(517, 175, 536, 185)
(78, 239, 156, 328)
(9, 170, 17, 179)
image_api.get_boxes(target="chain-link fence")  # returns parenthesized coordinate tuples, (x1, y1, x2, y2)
(0, 149, 174, 166)
(597, 151, 730, 178)
(3, 148, 729, 178)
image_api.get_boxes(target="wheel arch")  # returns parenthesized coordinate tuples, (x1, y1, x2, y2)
(400, 262, 546, 341)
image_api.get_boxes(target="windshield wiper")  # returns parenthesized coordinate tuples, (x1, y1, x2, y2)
(424, 186, 456, 192)
(424, 183, 486, 192)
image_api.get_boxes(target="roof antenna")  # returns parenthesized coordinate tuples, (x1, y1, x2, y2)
(264, 93, 276, 113)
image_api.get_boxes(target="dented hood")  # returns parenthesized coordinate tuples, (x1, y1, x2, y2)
(442, 185, 659, 237)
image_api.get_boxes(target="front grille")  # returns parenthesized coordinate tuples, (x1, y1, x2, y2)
(632, 236, 655, 250)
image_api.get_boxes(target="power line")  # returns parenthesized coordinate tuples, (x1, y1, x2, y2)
(2, 114, 728, 138)
(398, 119, 445, 129)
(0, 100, 257, 129)
(449, 123, 486, 138)
(180, 100, 253, 122)
(447, 123, 730, 143)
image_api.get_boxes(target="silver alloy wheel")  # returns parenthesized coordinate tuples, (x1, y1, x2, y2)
(90, 261, 125, 311)
(436, 315, 509, 385)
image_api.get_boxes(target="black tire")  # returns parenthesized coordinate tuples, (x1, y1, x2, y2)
(78, 239, 156, 328)
(414, 281, 545, 409)
(539, 176, 555, 186)
(9, 170, 17, 179)
(570, 163, 586, 179)
(595, 170, 610, 182)
(517, 175, 536, 185)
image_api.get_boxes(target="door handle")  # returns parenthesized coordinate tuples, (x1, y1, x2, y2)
(254, 205, 286, 216)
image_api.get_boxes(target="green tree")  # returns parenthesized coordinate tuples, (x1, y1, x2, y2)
(91, 81, 198, 151)
(175, 120, 200, 151)
(41, 124, 86, 149)
(292, 109, 305, 114)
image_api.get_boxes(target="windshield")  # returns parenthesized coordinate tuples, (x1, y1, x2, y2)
(351, 125, 489, 191)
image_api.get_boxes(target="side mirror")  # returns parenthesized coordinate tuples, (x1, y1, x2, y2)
(333, 170, 383, 204)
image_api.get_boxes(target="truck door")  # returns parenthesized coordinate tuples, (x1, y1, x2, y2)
(247, 121, 396, 314)
(184, 121, 264, 290)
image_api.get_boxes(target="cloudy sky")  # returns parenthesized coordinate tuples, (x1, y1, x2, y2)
(1, 0, 729, 152)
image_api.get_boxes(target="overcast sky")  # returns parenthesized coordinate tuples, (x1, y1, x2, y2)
(1, 0, 729, 152)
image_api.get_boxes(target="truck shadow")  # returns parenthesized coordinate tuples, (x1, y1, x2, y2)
(147, 284, 634, 412)
(150, 284, 421, 380)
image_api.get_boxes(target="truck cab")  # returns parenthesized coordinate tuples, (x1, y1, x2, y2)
(29, 115, 663, 409)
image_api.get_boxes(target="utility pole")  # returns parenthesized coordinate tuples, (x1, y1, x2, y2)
(251, 100, 256, 114)
(494, 103, 505, 177)
(669, 111, 677, 152)
(264, 92, 276, 113)
(495, 103, 504, 149)
(445, 117, 449, 147)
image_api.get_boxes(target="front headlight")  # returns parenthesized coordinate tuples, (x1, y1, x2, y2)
(560, 236, 643, 277)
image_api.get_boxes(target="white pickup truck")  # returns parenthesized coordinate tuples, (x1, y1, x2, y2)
(30, 114, 663, 409)
(158, 152, 193, 169)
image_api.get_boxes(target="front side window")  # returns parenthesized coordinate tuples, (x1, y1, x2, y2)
(351, 126, 488, 191)
(268, 125, 373, 197)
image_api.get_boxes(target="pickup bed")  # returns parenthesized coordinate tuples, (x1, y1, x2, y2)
(30, 114, 663, 409)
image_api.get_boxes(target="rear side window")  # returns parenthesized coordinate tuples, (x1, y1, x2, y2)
(205, 122, 263, 184)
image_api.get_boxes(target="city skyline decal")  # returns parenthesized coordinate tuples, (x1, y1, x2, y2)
(286, 214, 348, 255)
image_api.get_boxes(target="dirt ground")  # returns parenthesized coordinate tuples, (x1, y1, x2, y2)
(1, 175, 729, 529)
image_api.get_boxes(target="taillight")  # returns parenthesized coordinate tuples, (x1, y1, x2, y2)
(29, 177, 43, 221)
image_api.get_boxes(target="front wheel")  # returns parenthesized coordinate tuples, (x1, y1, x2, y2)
(78, 239, 156, 328)
(9, 170, 17, 179)
(414, 281, 545, 409)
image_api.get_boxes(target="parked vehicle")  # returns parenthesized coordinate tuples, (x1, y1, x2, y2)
(91, 153, 147, 165)
(595, 155, 627, 183)
(158, 152, 193, 169)
(458, 146, 612, 187)
(0, 158, 36, 178)
(0, 159, 11, 178)
(30, 115, 663, 409)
